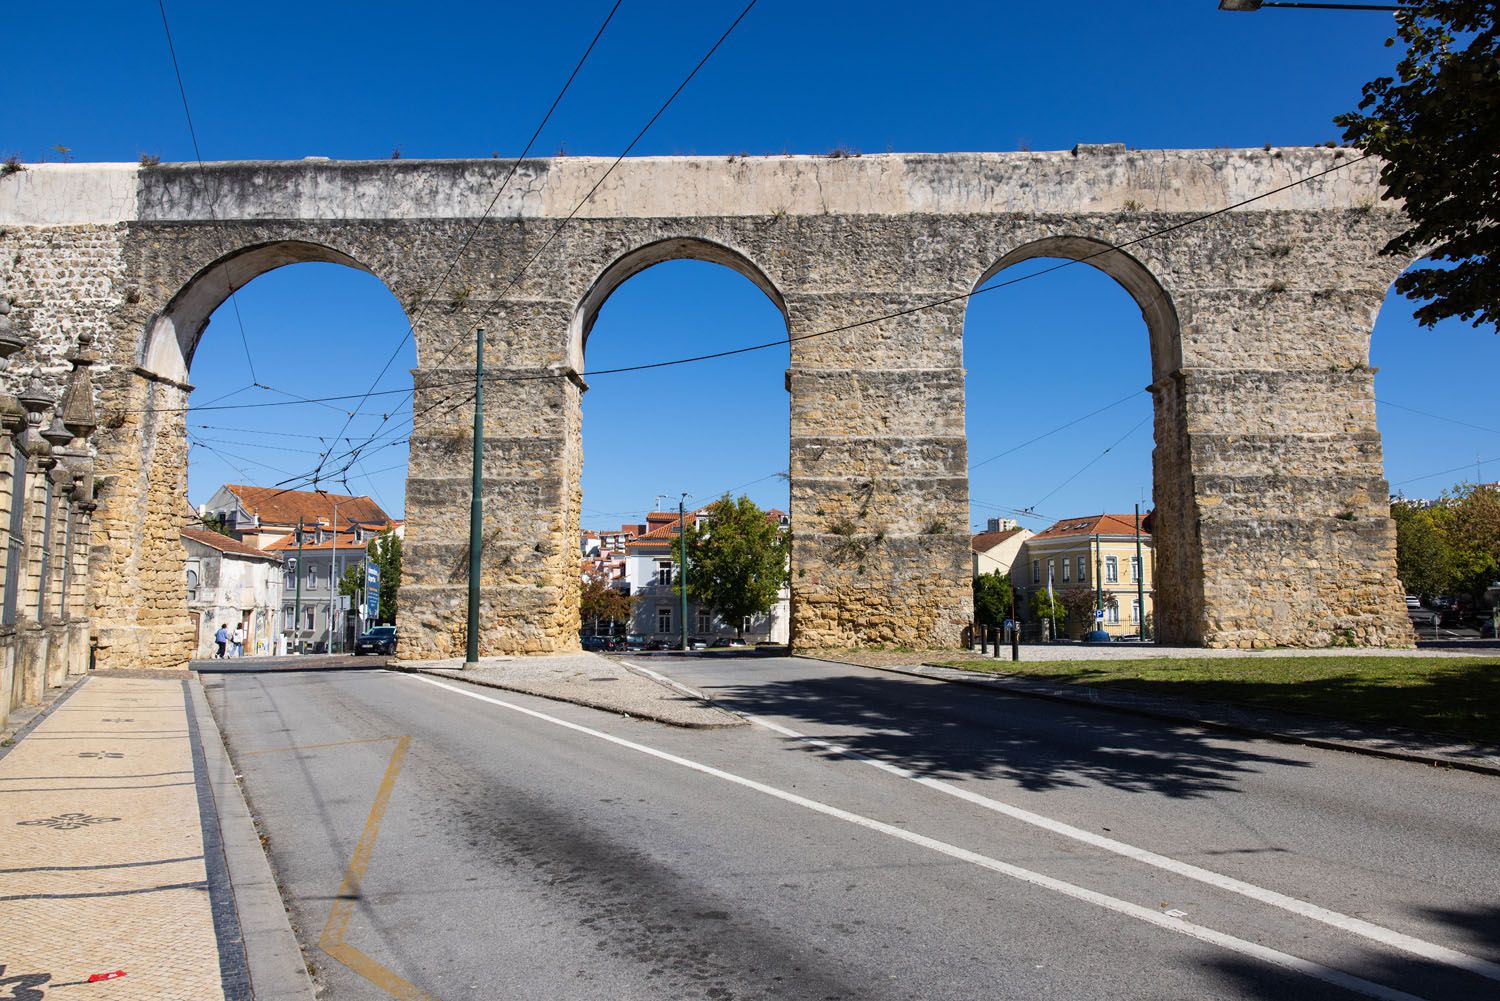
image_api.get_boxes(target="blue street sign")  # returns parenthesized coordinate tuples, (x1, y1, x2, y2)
(1003, 619, 1014, 631)
(1094, 609, 1105, 621)
(365, 563, 380, 621)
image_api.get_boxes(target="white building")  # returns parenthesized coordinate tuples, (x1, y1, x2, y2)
(182, 527, 284, 657)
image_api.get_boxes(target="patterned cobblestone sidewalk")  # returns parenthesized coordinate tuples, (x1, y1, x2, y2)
(0, 676, 238, 1000)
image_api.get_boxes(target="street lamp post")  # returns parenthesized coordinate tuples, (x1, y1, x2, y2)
(679, 493, 689, 652)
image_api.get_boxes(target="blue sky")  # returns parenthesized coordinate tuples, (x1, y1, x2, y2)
(9, 1, 1499, 527)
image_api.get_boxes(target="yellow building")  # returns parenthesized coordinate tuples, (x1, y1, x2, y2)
(1010, 513, 1154, 639)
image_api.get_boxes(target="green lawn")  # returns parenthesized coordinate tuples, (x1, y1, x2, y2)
(930, 656, 1500, 745)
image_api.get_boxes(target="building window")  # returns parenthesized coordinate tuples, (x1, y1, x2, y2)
(1105, 556, 1119, 584)
(186, 566, 199, 602)
(1077, 556, 1086, 583)
(306, 608, 315, 630)
(1061, 558, 1070, 583)
(656, 561, 672, 586)
(697, 609, 710, 633)
(1130, 556, 1141, 582)
(1047, 559, 1055, 584)
(306, 565, 318, 590)
(1130, 599, 1141, 625)
(1106, 603, 1120, 625)
(1031, 559, 1040, 585)
(657, 607, 672, 633)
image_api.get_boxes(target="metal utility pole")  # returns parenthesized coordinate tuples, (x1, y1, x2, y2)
(465, 327, 485, 668)
(679, 493, 689, 651)
(293, 517, 304, 654)
(1095, 533, 1104, 626)
(327, 496, 339, 654)
(1135, 504, 1147, 642)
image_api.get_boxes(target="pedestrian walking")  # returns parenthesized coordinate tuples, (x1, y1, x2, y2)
(214, 624, 228, 659)
(231, 624, 245, 658)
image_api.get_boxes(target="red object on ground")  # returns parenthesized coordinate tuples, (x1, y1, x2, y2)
(87, 971, 126, 982)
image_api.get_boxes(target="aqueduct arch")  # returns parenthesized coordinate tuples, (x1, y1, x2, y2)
(0, 147, 1414, 667)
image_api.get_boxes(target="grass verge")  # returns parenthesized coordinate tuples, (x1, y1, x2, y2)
(929, 656, 1500, 745)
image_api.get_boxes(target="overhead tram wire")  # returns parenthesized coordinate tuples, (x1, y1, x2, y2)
(1025, 414, 1153, 512)
(155, 0, 259, 384)
(1391, 453, 1500, 488)
(1376, 399, 1500, 437)
(968, 390, 1145, 471)
(194, 148, 1375, 492)
(308, 0, 626, 487)
(321, 0, 761, 489)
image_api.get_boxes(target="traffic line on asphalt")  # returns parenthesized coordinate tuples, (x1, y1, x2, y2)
(409, 673, 1429, 1001)
(315, 734, 443, 1001)
(730, 709, 1500, 987)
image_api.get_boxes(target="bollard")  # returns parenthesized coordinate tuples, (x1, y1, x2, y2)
(1012, 623, 1020, 661)
(980, 624, 988, 655)
(992, 626, 1001, 659)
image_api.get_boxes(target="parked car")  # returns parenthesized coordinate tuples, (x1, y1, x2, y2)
(709, 637, 747, 648)
(623, 633, 646, 651)
(1404, 594, 1422, 610)
(354, 625, 398, 656)
(580, 635, 615, 652)
(1481, 618, 1498, 639)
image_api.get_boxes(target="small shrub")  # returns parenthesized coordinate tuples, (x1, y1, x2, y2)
(1267, 279, 1288, 293)
(1335, 510, 1358, 522)
(390, 146, 403, 160)
(1121, 198, 1143, 212)
(1, 156, 23, 177)
(138, 153, 161, 167)
(1267, 244, 1292, 259)
(921, 519, 948, 535)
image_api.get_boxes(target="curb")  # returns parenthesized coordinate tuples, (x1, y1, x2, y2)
(188, 678, 318, 1001)
(399, 666, 743, 729)
(792, 654, 1500, 779)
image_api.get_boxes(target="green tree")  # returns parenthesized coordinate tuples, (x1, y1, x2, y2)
(1059, 585, 1116, 638)
(580, 571, 632, 634)
(1028, 589, 1064, 630)
(1335, 1, 1499, 330)
(681, 495, 790, 639)
(1443, 483, 1500, 598)
(366, 529, 403, 623)
(972, 572, 1014, 627)
(199, 513, 233, 537)
(1391, 499, 1455, 597)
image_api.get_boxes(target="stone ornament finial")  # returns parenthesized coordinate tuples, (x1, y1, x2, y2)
(41, 414, 73, 450)
(18, 369, 54, 459)
(61, 331, 98, 441)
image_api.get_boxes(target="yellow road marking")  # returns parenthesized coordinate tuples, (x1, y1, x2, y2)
(316, 735, 441, 1001)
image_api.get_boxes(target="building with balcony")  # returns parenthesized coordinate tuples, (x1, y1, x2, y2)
(1012, 513, 1155, 639)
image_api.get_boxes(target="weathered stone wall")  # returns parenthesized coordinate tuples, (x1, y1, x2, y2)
(0, 148, 1418, 666)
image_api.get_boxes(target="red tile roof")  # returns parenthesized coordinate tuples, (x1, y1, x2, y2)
(223, 484, 390, 529)
(263, 523, 394, 554)
(970, 527, 1026, 551)
(1030, 514, 1150, 541)
(183, 527, 284, 562)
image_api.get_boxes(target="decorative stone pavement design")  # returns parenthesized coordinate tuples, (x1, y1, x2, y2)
(0, 676, 234, 1000)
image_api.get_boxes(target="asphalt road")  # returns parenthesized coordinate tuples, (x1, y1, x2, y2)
(202, 657, 1500, 1001)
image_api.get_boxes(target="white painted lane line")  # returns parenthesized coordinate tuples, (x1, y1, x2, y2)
(409, 673, 1426, 1001)
(733, 711, 1500, 985)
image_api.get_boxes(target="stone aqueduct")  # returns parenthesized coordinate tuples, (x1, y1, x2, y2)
(0, 145, 1415, 669)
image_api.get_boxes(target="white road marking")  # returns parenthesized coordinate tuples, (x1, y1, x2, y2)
(410, 673, 1428, 1001)
(729, 709, 1500, 985)
(622, 660, 714, 702)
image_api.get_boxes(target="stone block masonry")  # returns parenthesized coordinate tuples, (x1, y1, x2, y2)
(0, 147, 1416, 667)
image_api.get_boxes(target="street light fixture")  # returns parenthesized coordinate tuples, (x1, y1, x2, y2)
(1219, 1, 1404, 10)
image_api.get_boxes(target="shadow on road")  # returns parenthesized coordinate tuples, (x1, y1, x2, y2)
(193, 655, 385, 674)
(1207, 902, 1500, 1000)
(711, 671, 1311, 798)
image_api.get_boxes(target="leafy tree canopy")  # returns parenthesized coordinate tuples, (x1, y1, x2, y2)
(682, 495, 790, 638)
(1336, 1, 1499, 330)
(581, 570, 631, 628)
(973, 572, 1014, 626)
